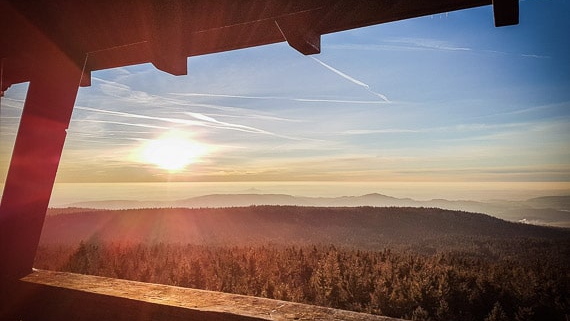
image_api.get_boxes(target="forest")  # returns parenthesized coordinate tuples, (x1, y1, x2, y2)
(35, 206, 570, 321)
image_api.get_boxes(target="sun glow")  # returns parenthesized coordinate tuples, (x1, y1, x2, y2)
(141, 132, 208, 171)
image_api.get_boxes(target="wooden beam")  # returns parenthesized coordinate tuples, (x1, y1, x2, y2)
(0, 52, 83, 287)
(275, 10, 321, 55)
(492, 0, 519, 27)
(148, 0, 188, 76)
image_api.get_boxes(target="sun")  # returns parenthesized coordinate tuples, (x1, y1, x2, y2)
(141, 132, 208, 171)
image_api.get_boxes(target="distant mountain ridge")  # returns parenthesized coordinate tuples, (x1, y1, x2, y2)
(524, 195, 570, 210)
(39, 206, 570, 249)
(55, 193, 570, 227)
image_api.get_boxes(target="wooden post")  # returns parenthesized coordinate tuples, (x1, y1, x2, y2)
(0, 52, 83, 318)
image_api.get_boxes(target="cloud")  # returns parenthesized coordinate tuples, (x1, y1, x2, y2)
(72, 119, 169, 130)
(521, 54, 550, 59)
(170, 92, 387, 105)
(185, 112, 273, 135)
(475, 102, 570, 119)
(293, 98, 386, 104)
(200, 112, 303, 123)
(92, 76, 132, 98)
(0, 97, 25, 109)
(92, 76, 169, 106)
(89, 80, 313, 124)
(73, 105, 304, 140)
(342, 122, 528, 136)
(92, 76, 131, 88)
(343, 129, 420, 135)
(330, 38, 550, 59)
(75, 106, 198, 125)
(170, 92, 277, 100)
(329, 39, 471, 53)
(387, 38, 472, 52)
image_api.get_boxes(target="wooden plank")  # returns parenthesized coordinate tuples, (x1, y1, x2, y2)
(18, 270, 405, 321)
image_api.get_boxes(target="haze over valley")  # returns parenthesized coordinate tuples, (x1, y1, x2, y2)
(52, 192, 570, 228)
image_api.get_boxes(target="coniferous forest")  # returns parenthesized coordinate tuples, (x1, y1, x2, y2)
(35, 206, 570, 321)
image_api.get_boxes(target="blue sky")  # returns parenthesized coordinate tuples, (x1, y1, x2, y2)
(1, 1, 569, 195)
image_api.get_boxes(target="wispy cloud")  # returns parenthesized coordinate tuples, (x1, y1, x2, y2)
(294, 98, 387, 104)
(344, 129, 420, 135)
(73, 119, 169, 130)
(330, 38, 550, 59)
(92, 77, 170, 106)
(92, 76, 131, 89)
(521, 54, 550, 59)
(185, 112, 276, 136)
(387, 38, 472, 52)
(92, 78, 316, 124)
(170, 92, 387, 105)
(170, 92, 279, 100)
(74, 106, 304, 140)
(0, 97, 24, 109)
(328, 40, 471, 53)
(475, 101, 570, 119)
(75, 106, 200, 125)
(198, 112, 302, 123)
(342, 122, 528, 135)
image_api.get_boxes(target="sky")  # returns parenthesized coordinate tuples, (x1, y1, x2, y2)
(1, 0, 570, 200)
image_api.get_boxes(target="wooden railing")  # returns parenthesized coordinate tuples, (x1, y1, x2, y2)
(2, 269, 404, 321)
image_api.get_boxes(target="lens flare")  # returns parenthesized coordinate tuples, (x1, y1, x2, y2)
(141, 132, 207, 171)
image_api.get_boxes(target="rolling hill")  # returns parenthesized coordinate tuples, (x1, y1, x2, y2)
(56, 193, 570, 227)
(39, 206, 569, 250)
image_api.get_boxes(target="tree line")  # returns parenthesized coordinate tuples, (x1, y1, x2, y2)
(35, 238, 569, 321)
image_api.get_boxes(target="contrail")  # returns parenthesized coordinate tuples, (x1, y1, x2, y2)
(74, 106, 304, 140)
(75, 106, 198, 125)
(73, 119, 169, 130)
(310, 56, 390, 102)
(92, 76, 130, 89)
(171, 93, 274, 100)
(185, 112, 304, 140)
(294, 98, 384, 104)
(171, 93, 386, 104)
(204, 112, 302, 122)
(1, 97, 24, 109)
(186, 112, 273, 135)
(343, 129, 420, 135)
